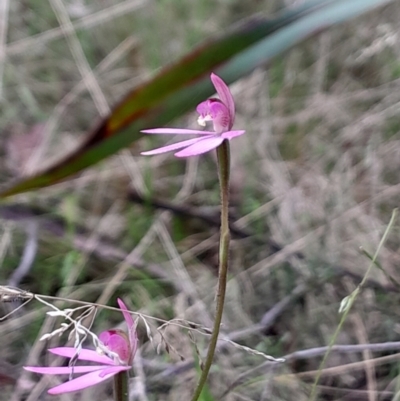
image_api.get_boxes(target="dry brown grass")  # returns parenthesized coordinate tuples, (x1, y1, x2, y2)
(1, 1, 400, 400)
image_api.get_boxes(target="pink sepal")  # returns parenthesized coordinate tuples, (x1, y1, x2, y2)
(117, 299, 139, 360)
(175, 137, 224, 157)
(49, 348, 114, 365)
(222, 130, 246, 140)
(47, 366, 130, 394)
(24, 366, 107, 375)
(141, 128, 215, 135)
(141, 136, 212, 156)
(211, 73, 235, 125)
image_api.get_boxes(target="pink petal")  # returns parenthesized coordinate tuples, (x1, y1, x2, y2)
(141, 128, 215, 135)
(24, 366, 106, 375)
(221, 130, 246, 140)
(117, 299, 134, 329)
(47, 366, 130, 395)
(117, 299, 138, 358)
(141, 136, 213, 156)
(99, 330, 130, 363)
(98, 366, 129, 378)
(211, 73, 235, 125)
(49, 348, 114, 365)
(197, 100, 231, 133)
(175, 137, 224, 158)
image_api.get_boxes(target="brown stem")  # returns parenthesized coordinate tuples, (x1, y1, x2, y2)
(190, 140, 230, 401)
(113, 370, 129, 401)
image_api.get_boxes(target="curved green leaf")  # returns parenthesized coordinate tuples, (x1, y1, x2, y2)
(0, 0, 392, 197)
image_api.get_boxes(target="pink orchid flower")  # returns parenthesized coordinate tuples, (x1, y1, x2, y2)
(24, 299, 138, 395)
(141, 73, 245, 157)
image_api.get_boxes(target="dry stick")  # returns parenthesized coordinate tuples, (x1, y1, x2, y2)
(287, 353, 400, 380)
(0, 0, 9, 100)
(222, 343, 400, 398)
(351, 313, 376, 401)
(7, 220, 38, 287)
(190, 140, 231, 401)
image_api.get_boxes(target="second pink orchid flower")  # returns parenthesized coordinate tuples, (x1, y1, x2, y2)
(141, 73, 245, 158)
(24, 299, 138, 395)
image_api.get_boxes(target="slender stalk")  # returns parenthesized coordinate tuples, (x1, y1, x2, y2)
(114, 370, 129, 401)
(309, 208, 398, 401)
(190, 140, 231, 401)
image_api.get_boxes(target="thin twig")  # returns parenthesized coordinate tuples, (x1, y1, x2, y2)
(7, 220, 38, 287)
(128, 190, 252, 239)
(351, 313, 376, 401)
(0, 0, 9, 100)
(222, 345, 400, 397)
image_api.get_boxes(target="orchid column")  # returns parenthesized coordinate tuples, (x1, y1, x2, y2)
(141, 73, 245, 400)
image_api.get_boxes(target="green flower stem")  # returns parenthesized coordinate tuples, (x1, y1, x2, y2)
(190, 140, 231, 401)
(309, 208, 398, 401)
(114, 370, 129, 401)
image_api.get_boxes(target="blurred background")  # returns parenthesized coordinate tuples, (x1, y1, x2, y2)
(1, 0, 400, 400)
